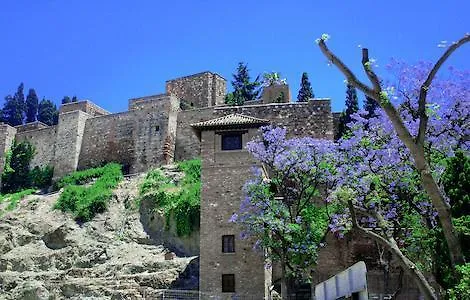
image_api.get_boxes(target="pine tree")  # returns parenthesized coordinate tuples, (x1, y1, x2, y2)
(337, 84, 359, 139)
(364, 95, 380, 119)
(71, 96, 78, 102)
(297, 72, 314, 102)
(2, 83, 25, 126)
(225, 62, 260, 106)
(61, 96, 71, 104)
(37, 99, 58, 126)
(25, 89, 39, 123)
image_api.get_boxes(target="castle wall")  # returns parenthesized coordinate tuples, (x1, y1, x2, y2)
(78, 95, 178, 173)
(166, 72, 226, 109)
(16, 126, 57, 169)
(0, 124, 17, 186)
(59, 100, 110, 116)
(53, 110, 92, 180)
(175, 100, 334, 161)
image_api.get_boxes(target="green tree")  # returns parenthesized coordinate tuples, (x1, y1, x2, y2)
(225, 62, 260, 106)
(1, 140, 35, 193)
(25, 88, 39, 123)
(3, 83, 25, 126)
(61, 96, 71, 104)
(37, 98, 58, 126)
(297, 72, 314, 102)
(364, 95, 380, 118)
(71, 96, 78, 102)
(337, 84, 359, 139)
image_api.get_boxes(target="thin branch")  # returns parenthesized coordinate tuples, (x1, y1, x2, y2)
(416, 34, 470, 147)
(318, 40, 376, 97)
(362, 48, 382, 92)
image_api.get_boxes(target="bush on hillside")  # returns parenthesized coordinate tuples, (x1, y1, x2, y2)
(54, 163, 123, 222)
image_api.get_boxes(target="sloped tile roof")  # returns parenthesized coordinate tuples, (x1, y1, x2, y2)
(191, 113, 269, 130)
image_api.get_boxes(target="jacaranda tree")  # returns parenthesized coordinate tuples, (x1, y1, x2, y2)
(328, 61, 469, 299)
(317, 33, 469, 272)
(231, 126, 340, 299)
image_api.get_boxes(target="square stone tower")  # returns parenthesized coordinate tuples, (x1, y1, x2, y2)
(192, 114, 271, 299)
(166, 71, 226, 109)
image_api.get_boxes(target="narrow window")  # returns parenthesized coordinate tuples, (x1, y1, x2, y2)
(155, 125, 160, 132)
(221, 133, 242, 150)
(222, 235, 235, 253)
(222, 274, 235, 293)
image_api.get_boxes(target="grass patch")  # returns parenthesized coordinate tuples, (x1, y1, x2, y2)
(140, 159, 201, 236)
(0, 189, 36, 215)
(54, 163, 123, 222)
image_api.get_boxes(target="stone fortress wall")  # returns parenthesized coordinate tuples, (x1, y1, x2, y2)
(0, 71, 334, 180)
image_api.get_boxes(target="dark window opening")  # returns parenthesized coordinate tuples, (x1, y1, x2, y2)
(155, 125, 160, 132)
(222, 235, 235, 253)
(221, 133, 242, 150)
(222, 274, 235, 293)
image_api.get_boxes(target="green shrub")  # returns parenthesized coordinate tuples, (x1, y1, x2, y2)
(140, 159, 201, 236)
(448, 263, 470, 299)
(0, 189, 35, 214)
(30, 165, 54, 189)
(54, 163, 123, 222)
(1, 140, 35, 193)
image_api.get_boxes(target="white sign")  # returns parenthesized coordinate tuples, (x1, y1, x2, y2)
(315, 261, 368, 300)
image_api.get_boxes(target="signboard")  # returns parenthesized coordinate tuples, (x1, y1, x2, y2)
(315, 261, 368, 300)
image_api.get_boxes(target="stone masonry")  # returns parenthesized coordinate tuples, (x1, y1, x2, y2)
(0, 70, 417, 298)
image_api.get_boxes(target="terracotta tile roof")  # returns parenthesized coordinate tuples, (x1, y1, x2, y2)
(191, 113, 269, 130)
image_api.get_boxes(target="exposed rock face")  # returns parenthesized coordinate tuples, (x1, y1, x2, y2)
(0, 175, 198, 299)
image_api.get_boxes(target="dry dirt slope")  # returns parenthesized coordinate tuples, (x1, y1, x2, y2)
(0, 175, 197, 300)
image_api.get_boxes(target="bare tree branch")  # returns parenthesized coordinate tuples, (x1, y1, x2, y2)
(416, 34, 470, 147)
(362, 48, 382, 92)
(318, 40, 376, 97)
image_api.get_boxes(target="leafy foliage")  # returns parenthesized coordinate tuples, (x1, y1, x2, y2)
(448, 263, 470, 300)
(25, 88, 39, 123)
(37, 98, 58, 126)
(54, 163, 123, 222)
(233, 126, 340, 281)
(297, 72, 314, 102)
(337, 84, 359, 139)
(1, 140, 35, 193)
(139, 159, 201, 236)
(2, 83, 25, 126)
(225, 62, 260, 106)
(30, 166, 54, 189)
(0, 189, 35, 214)
(364, 95, 380, 119)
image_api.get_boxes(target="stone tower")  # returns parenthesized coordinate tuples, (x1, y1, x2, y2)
(192, 114, 272, 299)
(166, 71, 226, 109)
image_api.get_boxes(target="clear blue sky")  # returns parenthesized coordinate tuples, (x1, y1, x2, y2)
(1, 0, 469, 113)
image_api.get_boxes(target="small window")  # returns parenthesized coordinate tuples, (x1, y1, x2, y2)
(222, 274, 235, 293)
(222, 235, 235, 253)
(155, 125, 160, 132)
(221, 133, 242, 150)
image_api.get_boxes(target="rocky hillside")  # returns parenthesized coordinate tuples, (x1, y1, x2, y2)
(0, 173, 198, 300)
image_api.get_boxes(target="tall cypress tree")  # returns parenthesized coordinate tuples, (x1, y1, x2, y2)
(337, 84, 359, 139)
(25, 88, 39, 123)
(3, 83, 25, 126)
(37, 98, 58, 126)
(297, 72, 314, 102)
(225, 62, 260, 106)
(364, 95, 380, 119)
(61, 96, 71, 104)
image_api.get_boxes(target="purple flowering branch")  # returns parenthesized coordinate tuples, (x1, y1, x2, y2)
(317, 34, 469, 267)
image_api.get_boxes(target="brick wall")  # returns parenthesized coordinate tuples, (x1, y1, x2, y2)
(59, 100, 110, 116)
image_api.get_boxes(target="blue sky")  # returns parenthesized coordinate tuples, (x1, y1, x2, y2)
(1, 0, 469, 113)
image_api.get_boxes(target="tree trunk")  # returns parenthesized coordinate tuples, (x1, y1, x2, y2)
(379, 102, 464, 266)
(355, 227, 437, 300)
(280, 258, 289, 300)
